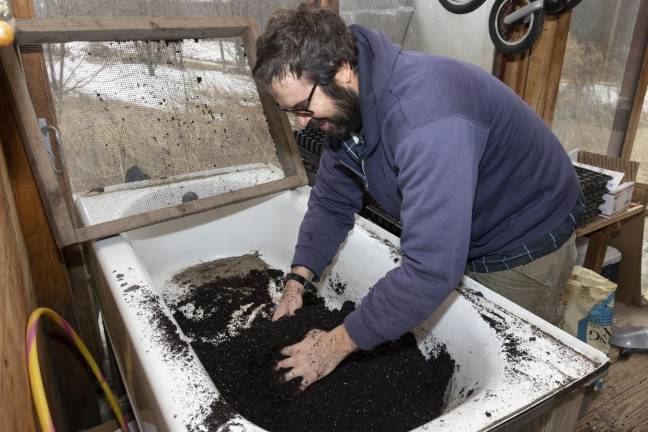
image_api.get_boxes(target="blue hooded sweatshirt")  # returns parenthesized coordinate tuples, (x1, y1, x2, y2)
(292, 25, 579, 350)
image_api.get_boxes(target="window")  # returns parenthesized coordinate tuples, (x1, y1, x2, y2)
(552, 1, 642, 155)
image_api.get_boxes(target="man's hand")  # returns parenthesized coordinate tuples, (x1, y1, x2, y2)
(276, 324, 358, 391)
(272, 266, 314, 321)
(272, 280, 304, 321)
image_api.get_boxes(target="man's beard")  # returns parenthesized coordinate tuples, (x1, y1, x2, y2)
(308, 83, 362, 147)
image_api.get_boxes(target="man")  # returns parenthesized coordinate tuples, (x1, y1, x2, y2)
(252, 4, 581, 391)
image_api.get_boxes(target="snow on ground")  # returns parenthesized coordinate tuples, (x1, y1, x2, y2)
(48, 40, 258, 111)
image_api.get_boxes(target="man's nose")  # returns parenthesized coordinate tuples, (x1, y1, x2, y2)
(295, 115, 311, 129)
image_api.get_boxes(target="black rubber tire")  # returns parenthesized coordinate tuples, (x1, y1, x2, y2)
(544, 0, 568, 15)
(565, 0, 583, 10)
(489, 0, 545, 55)
(439, 0, 488, 14)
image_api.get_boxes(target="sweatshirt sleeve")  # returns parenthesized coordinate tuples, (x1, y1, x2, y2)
(344, 116, 488, 350)
(291, 147, 365, 278)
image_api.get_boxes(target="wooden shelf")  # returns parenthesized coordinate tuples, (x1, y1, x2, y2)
(576, 204, 644, 236)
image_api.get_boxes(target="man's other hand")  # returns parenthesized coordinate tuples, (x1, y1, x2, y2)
(275, 324, 358, 391)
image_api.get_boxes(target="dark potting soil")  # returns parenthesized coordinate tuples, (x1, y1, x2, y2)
(171, 261, 455, 432)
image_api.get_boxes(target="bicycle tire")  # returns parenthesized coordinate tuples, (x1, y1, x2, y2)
(439, 0, 488, 14)
(489, 0, 545, 55)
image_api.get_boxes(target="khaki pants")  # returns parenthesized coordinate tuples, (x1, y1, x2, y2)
(466, 235, 577, 325)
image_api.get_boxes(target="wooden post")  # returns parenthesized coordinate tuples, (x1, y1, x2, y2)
(1, 0, 103, 429)
(496, 12, 572, 126)
(608, 1, 648, 158)
(0, 140, 39, 432)
(620, 12, 648, 161)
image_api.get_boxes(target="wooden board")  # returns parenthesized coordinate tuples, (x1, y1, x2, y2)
(609, 210, 645, 306)
(242, 21, 308, 182)
(606, 1, 648, 157)
(497, 12, 572, 126)
(76, 175, 303, 243)
(15, 17, 254, 43)
(576, 204, 644, 237)
(524, 388, 586, 432)
(0, 44, 78, 247)
(0, 141, 38, 432)
(621, 36, 648, 161)
(1, 2, 102, 429)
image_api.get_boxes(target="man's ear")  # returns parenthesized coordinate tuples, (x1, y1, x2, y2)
(334, 62, 355, 86)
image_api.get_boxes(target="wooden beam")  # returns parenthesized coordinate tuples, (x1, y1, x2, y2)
(583, 225, 618, 273)
(0, 65, 74, 432)
(525, 388, 586, 432)
(497, 12, 572, 126)
(15, 17, 253, 44)
(620, 26, 648, 161)
(0, 141, 38, 432)
(0, 45, 78, 247)
(608, 1, 648, 158)
(610, 210, 646, 306)
(76, 175, 303, 243)
(1, 1, 102, 429)
(243, 20, 309, 184)
(540, 12, 572, 127)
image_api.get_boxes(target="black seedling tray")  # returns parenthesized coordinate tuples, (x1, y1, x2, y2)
(294, 130, 607, 233)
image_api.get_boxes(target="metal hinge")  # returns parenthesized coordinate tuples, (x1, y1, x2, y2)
(39, 118, 65, 175)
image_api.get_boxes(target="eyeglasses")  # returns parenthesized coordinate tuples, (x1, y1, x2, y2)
(276, 82, 319, 117)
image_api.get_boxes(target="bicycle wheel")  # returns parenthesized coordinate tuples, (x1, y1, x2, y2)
(439, 0, 488, 14)
(565, 0, 582, 10)
(544, 0, 568, 15)
(489, 0, 545, 55)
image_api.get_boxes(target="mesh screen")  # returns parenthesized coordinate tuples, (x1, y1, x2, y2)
(18, 38, 284, 226)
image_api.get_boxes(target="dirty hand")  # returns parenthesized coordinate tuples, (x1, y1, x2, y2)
(272, 280, 304, 321)
(272, 266, 314, 321)
(276, 324, 358, 391)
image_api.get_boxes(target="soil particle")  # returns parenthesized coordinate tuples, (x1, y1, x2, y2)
(462, 286, 529, 361)
(328, 276, 347, 295)
(128, 287, 191, 360)
(124, 284, 141, 293)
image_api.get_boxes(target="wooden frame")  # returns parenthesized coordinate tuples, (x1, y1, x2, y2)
(2, 17, 309, 247)
(495, 11, 572, 127)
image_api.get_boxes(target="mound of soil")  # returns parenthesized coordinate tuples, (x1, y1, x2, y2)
(171, 257, 454, 432)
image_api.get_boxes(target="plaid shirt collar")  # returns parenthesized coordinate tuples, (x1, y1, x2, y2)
(341, 132, 366, 165)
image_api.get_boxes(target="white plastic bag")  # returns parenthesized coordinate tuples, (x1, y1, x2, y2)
(561, 266, 617, 353)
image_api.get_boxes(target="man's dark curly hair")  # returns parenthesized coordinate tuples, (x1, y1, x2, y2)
(252, 3, 358, 91)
